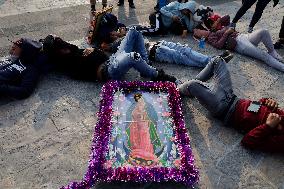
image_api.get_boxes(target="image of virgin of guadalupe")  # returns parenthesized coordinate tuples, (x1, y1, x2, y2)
(125, 93, 163, 167)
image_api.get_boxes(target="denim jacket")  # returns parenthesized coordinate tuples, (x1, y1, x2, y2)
(160, 1, 197, 32)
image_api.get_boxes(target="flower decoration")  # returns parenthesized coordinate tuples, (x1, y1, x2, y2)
(62, 81, 199, 189)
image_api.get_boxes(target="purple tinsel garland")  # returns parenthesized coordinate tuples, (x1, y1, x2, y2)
(62, 81, 199, 189)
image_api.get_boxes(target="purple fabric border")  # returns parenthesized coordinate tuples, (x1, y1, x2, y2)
(62, 81, 199, 189)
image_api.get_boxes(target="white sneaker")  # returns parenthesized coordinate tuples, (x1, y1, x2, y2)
(269, 50, 284, 62)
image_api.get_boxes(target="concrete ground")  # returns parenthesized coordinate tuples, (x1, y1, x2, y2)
(0, 0, 283, 188)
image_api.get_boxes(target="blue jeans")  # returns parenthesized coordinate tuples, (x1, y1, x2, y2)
(108, 28, 158, 80)
(178, 57, 235, 117)
(155, 40, 211, 67)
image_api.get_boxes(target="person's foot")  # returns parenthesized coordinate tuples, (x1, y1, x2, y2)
(91, 5, 96, 12)
(117, 2, 124, 6)
(248, 26, 253, 33)
(146, 42, 159, 61)
(154, 69, 177, 83)
(146, 41, 157, 51)
(219, 50, 234, 63)
(154, 3, 159, 11)
(274, 40, 284, 49)
(129, 3, 135, 8)
(269, 50, 284, 62)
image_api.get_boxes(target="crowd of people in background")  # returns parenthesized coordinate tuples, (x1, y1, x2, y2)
(0, 0, 283, 153)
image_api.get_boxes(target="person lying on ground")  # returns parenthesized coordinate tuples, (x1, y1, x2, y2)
(178, 57, 284, 153)
(99, 27, 234, 67)
(42, 28, 177, 83)
(193, 27, 284, 72)
(195, 14, 230, 32)
(159, 1, 200, 37)
(0, 38, 48, 99)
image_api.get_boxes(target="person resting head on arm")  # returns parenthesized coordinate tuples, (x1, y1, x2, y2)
(193, 27, 284, 72)
(178, 58, 284, 153)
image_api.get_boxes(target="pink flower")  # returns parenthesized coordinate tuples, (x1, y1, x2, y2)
(113, 111, 120, 116)
(162, 112, 171, 117)
(104, 160, 113, 168)
(173, 159, 181, 168)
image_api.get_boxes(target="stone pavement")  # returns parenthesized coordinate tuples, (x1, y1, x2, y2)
(0, 0, 283, 188)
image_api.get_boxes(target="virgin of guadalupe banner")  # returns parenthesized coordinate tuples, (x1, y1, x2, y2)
(63, 81, 199, 189)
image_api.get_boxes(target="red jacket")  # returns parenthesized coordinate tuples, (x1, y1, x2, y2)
(207, 26, 238, 50)
(231, 98, 284, 153)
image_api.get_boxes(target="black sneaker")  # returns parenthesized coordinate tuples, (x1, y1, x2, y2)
(154, 69, 177, 83)
(91, 5, 96, 12)
(129, 3, 135, 8)
(274, 40, 284, 49)
(219, 50, 234, 63)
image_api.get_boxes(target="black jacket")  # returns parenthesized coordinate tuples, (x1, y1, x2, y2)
(49, 41, 109, 81)
(0, 38, 45, 99)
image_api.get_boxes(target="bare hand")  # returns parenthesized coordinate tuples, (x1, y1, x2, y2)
(225, 28, 235, 35)
(101, 42, 111, 51)
(264, 98, 278, 111)
(172, 16, 181, 23)
(83, 48, 94, 56)
(181, 30, 188, 38)
(211, 18, 220, 29)
(266, 113, 281, 128)
(118, 27, 127, 36)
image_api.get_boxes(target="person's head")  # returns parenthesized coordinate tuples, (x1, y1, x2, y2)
(180, 9, 191, 16)
(134, 93, 146, 111)
(9, 38, 42, 64)
(193, 29, 210, 39)
(42, 34, 75, 57)
(109, 31, 121, 42)
(9, 39, 23, 57)
(179, 1, 196, 16)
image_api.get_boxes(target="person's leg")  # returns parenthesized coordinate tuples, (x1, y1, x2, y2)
(247, 29, 283, 61)
(90, 0, 96, 10)
(128, 0, 134, 5)
(280, 16, 284, 39)
(247, 29, 274, 52)
(179, 80, 225, 115)
(131, 30, 149, 62)
(232, 0, 257, 24)
(235, 35, 284, 72)
(249, 0, 271, 28)
(274, 17, 284, 49)
(118, 0, 124, 6)
(178, 58, 234, 116)
(135, 13, 161, 35)
(108, 52, 158, 80)
(128, 0, 135, 8)
(102, 0, 107, 8)
(115, 28, 140, 55)
(196, 57, 233, 91)
(155, 41, 211, 67)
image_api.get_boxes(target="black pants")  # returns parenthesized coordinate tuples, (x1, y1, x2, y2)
(280, 16, 284, 39)
(232, 0, 271, 28)
(119, 0, 134, 4)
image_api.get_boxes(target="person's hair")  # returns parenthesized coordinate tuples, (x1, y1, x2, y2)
(134, 93, 142, 102)
(170, 22, 185, 35)
(41, 35, 77, 56)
